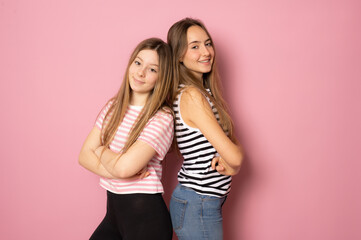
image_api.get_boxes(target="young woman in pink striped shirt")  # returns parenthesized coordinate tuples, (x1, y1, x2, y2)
(79, 38, 174, 240)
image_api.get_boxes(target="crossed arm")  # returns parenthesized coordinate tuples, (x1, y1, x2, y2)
(78, 127, 153, 179)
(180, 87, 244, 176)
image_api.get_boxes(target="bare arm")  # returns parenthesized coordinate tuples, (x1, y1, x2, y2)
(180, 87, 244, 175)
(97, 140, 157, 179)
(211, 156, 240, 176)
(78, 127, 117, 178)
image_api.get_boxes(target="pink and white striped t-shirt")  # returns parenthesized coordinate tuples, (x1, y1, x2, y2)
(95, 102, 174, 194)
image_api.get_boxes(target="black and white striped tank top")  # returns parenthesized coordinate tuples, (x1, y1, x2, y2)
(173, 85, 232, 197)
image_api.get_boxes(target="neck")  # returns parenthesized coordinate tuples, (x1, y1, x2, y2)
(130, 92, 149, 106)
(191, 71, 203, 81)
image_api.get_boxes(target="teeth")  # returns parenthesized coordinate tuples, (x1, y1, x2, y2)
(200, 60, 210, 63)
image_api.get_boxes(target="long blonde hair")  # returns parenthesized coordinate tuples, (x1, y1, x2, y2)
(100, 38, 173, 153)
(167, 18, 236, 142)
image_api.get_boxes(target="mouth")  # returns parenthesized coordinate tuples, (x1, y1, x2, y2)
(133, 77, 145, 84)
(199, 59, 211, 64)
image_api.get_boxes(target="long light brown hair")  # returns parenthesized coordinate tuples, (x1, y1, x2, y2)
(100, 38, 173, 153)
(167, 18, 236, 142)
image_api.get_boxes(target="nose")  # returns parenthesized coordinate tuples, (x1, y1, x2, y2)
(137, 67, 145, 77)
(201, 45, 210, 57)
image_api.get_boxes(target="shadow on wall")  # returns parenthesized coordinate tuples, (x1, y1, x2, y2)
(162, 151, 182, 206)
(223, 155, 252, 240)
(162, 151, 182, 240)
(216, 32, 254, 239)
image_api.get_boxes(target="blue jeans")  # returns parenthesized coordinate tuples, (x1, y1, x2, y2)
(169, 184, 226, 240)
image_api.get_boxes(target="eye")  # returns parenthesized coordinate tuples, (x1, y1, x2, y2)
(150, 68, 157, 73)
(205, 42, 212, 47)
(191, 45, 199, 49)
(134, 60, 141, 65)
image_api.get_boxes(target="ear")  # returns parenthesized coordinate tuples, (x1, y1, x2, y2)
(179, 57, 183, 63)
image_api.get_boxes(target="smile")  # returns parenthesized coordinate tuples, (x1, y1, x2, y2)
(199, 59, 211, 64)
(133, 78, 145, 84)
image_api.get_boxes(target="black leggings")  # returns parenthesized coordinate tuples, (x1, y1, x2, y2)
(90, 191, 172, 240)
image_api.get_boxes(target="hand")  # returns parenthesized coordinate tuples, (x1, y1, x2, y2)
(211, 156, 225, 173)
(94, 145, 151, 180)
(211, 156, 237, 176)
(135, 167, 150, 179)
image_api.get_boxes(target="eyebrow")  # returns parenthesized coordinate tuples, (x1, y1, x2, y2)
(135, 56, 159, 67)
(188, 38, 211, 45)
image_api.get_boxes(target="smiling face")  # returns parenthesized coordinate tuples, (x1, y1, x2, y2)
(128, 49, 159, 102)
(181, 25, 214, 80)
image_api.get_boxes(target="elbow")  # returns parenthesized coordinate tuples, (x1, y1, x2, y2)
(114, 170, 128, 179)
(113, 166, 135, 179)
(237, 145, 245, 166)
(230, 150, 244, 175)
(236, 151, 244, 168)
(232, 160, 242, 176)
(78, 151, 86, 168)
(231, 149, 244, 168)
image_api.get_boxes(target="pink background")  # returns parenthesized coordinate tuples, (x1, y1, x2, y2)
(1, 0, 360, 239)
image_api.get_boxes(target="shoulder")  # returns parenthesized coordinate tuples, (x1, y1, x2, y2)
(181, 86, 209, 107)
(151, 107, 174, 124)
(96, 99, 115, 123)
(140, 108, 174, 140)
(100, 99, 116, 114)
(182, 85, 202, 96)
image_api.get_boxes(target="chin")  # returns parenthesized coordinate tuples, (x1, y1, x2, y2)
(201, 68, 212, 73)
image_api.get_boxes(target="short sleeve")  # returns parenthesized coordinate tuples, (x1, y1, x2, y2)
(137, 110, 174, 160)
(95, 101, 113, 130)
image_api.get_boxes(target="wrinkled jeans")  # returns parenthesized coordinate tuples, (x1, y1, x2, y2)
(170, 184, 226, 240)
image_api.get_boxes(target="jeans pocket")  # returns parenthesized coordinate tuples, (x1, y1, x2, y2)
(170, 196, 187, 230)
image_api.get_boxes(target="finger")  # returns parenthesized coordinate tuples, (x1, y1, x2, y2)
(215, 167, 226, 175)
(211, 157, 219, 170)
(139, 171, 150, 179)
(216, 164, 225, 171)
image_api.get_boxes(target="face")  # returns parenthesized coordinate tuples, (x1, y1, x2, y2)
(128, 49, 159, 96)
(181, 25, 214, 80)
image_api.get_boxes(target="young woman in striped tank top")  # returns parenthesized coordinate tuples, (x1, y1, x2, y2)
(167, 18, 244, 240)
(79, 38, 174, 240)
